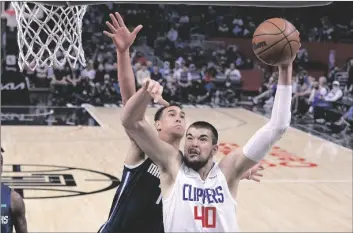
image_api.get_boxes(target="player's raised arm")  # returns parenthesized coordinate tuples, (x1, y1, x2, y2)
(121, 78, 180, 170)
(104, 12, 142, 104)
(104, 12, 145, 165)
(220, 63, 293, 189)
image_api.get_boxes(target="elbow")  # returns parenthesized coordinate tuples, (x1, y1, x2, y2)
(121, 112, 135, 129)
(274, 125, 289, 136)
(270, 122, 290, 141)
(269, 118, 291, 137)
(121, 114, 143, 132)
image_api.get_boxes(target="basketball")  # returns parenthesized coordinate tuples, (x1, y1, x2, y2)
(252, 18, 301, 66)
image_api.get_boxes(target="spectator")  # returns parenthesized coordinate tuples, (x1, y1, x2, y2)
(313, 81, 344, 123)
(172, 61, 183, 82)
(215, 66, 226, 80)
(50, 64, 70, 105)
(163, 74, 178, 103)
(225, 63, 241, 82)
(188, 64, 202, 82)
(296, 47, 309, 64)
(80, 61, 96, 81)
(94, 64, 106, 84)
(167, 26, 178, 43)
(251, 75, 277, 105)
(146, 61, 153, 73)
(188, 79, 213, 105)
(330, 106, 353, 132)
(150, 66, 164, 84)
(308, 76, 328, 113)
(218, 23, 229, 36)
(214, 79, 237, 107)
(35, 64, 53, 88)
(292, 74, 312, 115)
(177, 66, 192, 102)
(231, 16, 244, 36)
(160, 61, 171, 77)
(344, 59, 353, 96)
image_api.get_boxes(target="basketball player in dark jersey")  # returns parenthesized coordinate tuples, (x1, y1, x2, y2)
(99, 12, 264, 233)
(1, 147, 28, 233)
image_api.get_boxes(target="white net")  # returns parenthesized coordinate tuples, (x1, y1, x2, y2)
(12, 2, 87, 71)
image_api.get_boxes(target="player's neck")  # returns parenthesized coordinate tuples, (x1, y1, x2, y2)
(195, 160, 215, 181)
(159, 133, 181, 151)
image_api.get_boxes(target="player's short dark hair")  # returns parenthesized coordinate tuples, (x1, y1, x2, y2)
(154, 104, 183, 122)
(188, 121, 218, 145)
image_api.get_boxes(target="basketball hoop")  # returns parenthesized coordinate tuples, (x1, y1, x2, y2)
(12, 1, 87, 71)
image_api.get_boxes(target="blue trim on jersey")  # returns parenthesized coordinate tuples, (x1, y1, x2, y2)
(99, 171, 131, 233)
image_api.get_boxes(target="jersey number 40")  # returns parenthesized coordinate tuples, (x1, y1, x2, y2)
(194, 206, 216, 228)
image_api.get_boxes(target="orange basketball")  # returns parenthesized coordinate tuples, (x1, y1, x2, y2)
(252, 18, 301, 66)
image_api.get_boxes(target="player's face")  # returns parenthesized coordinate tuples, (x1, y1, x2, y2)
(156, 106, 186, 137)
(184, 127, 218, 170)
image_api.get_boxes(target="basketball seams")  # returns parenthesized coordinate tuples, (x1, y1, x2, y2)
(270, 42, 290, 66)
(264, 18, 286, 33)
(253, 22, 283, 38)
(266, 19, 298, 58)
(255, 28, 297, 56)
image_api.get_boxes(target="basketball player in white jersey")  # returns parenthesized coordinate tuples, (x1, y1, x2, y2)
(122, 56, 295, 231)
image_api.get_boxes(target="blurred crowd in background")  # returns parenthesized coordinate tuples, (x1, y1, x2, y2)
(1, 2, 353, 135)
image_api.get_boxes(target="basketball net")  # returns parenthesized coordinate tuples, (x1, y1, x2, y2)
(12, 2, 87, 71)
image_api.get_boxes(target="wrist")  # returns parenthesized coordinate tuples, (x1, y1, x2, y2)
(278, 62, 292, 71)
(117, 49, 130, 56)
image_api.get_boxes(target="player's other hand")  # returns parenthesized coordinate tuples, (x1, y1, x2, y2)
(244, 163, 265, 182)
(103, 12, 143, 53)
(142, 78, 169, 107)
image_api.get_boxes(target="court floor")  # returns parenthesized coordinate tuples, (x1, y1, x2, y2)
(1, 106, 352, 232)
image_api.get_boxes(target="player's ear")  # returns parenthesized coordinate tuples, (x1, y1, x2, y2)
(155, 121, 162, 131)
(212, 144, 218, 156)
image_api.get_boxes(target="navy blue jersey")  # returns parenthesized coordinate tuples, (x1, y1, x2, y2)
(1, 184, 13, 233)
(99, 158, 164, 233)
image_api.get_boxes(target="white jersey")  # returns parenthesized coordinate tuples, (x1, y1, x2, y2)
(162, 163, 239, 232)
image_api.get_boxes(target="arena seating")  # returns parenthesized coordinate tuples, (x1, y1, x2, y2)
(1, 2, 353, 134)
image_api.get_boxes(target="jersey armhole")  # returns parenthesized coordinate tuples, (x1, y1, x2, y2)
(124, 159, 145, 170)
(162, 162, 184, 203)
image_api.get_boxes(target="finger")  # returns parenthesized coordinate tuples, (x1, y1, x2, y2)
(252, 178, 260, 182)
(158, 85, 164, 96)
(106, 21, 117, 33)
(132, 25, 143, 36)
(147, 81, 156, 93)
(254, 173, 263, 177)
(142, 78, 150, 89)
(153, 86, 164, 103)
(109, 13, 120, 29)
(103, 31, 114, 38)
(115, 12, 126, 27)
(258, 164, 265, 170)
(150, 83, 161, 96)
(156, 97, 169, 107)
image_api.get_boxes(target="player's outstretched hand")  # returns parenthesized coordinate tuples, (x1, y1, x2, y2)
(242, 163, 264, 182)
(103, 12, 143, 53)
(142, 78, 169, 107)
(279, 31, 301, 68)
